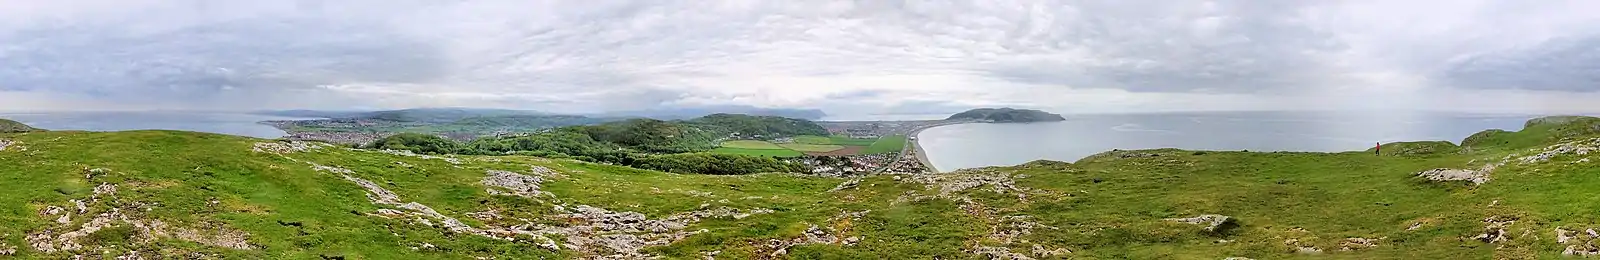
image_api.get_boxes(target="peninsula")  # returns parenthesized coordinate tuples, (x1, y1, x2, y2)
(945, 107, 1065, 123)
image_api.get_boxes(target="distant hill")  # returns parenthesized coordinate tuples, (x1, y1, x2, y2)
(0, 118, 41, 133)
(350, 108, 547, 123)
(590, 105, 827, 120)
(684, 113, 830, 138)
(946, 108, 1065, 123)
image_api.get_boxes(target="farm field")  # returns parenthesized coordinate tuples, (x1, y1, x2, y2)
(712, 135, 891, 157)
(719, 140, 786, 149)
(862, 135, 907, 154)
(827, 136, 879, 146)
(793, 135, 833, 144)
(710, 147, 805, 157)
(777, 143, 845, 152)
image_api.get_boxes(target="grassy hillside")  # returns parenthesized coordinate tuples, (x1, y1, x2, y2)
(1, 118, 40, 133)
(3, 116, 1600, 259)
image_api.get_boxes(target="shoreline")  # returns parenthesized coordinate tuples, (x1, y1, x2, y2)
(904, 120, 977, 173)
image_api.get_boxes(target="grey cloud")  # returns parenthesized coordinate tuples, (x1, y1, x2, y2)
(0, 15, 447, 102)
(1442, 34, 1600, 91)
(4, 0, 1600, 113)
(983, 0, 1350, 93)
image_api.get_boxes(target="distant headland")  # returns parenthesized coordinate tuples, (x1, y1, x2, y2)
(0, 118, 41, 133)
(945, 108, 1065, 123)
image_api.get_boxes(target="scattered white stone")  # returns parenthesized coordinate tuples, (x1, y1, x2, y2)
(251, 141, 330, 154)
(1416, 164, 1495, 184)
(1339, 237, 1383, 251)
(1559, 228, 1575, 244)
(828, 178, 861, 192)
(1519, 138, 1600, 164)
(1471, 216, 1516, 244)
(1166, 214, 1234, 232)
(0, 243, 15, 256)
(341, 175, 401, 205)
(1568, 245, 1600, 257)
(482, 169, 559, 198)
(377, 149, 462, 164)
(306, 162, 355, 175)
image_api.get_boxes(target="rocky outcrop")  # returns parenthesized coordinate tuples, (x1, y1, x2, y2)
(332, 163, 778, 259)
(1339, 237, 1383, 251)
(762, 210, 867, 258)
(0, 243, 14, 256)
(1518, 137, 1599, 164)
(1284, 238, 1322, 254)
(26, 175, 255, 256)
(482, 167, 563, 199)
(1557, 227, 1600, 257)
(1471, 216, 1516, 243)
(0, 139, 15, 151)
(251, 141, 330, 154)
(377, 149, 463, 165)
(1166, 215, 1235, 233)
(1416, 164, 1495, 184)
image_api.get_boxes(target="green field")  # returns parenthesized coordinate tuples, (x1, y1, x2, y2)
(862, 135, 907, 154)
(776, 143, 845, 152)
(710, 147, 805, 157)
(793, 135, 833, 145)
(718, 140, 786, 150)
(828, 135, 879, 146)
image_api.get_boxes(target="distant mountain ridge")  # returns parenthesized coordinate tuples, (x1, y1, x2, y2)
(947, 108, 1066, 123)
(585, 105, 827, 120)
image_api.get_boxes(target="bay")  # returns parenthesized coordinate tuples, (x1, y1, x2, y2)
(916, 111, 1548, 171)
(0, 112, 320, 139)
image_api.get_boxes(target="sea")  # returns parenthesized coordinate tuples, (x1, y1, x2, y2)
(3, 111, 1563, 171)
(0, 112, 320, 139)
(897, 111, 1556, 171)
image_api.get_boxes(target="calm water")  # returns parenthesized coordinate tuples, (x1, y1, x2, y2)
(917, 111, 1550, 171)
(0, 112, 319, 139)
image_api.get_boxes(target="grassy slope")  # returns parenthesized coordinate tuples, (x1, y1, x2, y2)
(1, 118, 40, 133)
(4, 116, 1600, 259)
(862, 135, 907, 154)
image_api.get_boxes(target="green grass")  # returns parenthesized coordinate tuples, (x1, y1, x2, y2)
(5, 115, 1600, 259)
(827, 136, 878, 146)
(862, 135, 907, 154)
(793, 135, 834, 145)
(776, 143, 844, 152)
(719, 140, 786, 150)
(711, 147, 805, 157)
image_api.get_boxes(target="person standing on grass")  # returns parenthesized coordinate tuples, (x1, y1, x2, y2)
(1375, 142, 1381, 155)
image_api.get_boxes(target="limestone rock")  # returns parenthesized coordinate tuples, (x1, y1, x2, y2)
(1166, 214, 1235, 232)
(342, 175, 400, 205)
(1416, 165, 1493, 184)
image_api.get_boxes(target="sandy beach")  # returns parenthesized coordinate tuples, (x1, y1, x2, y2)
(904, 120, 974, 173)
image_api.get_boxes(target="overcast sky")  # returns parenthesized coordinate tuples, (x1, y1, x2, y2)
(2, 0, 1599, 115)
